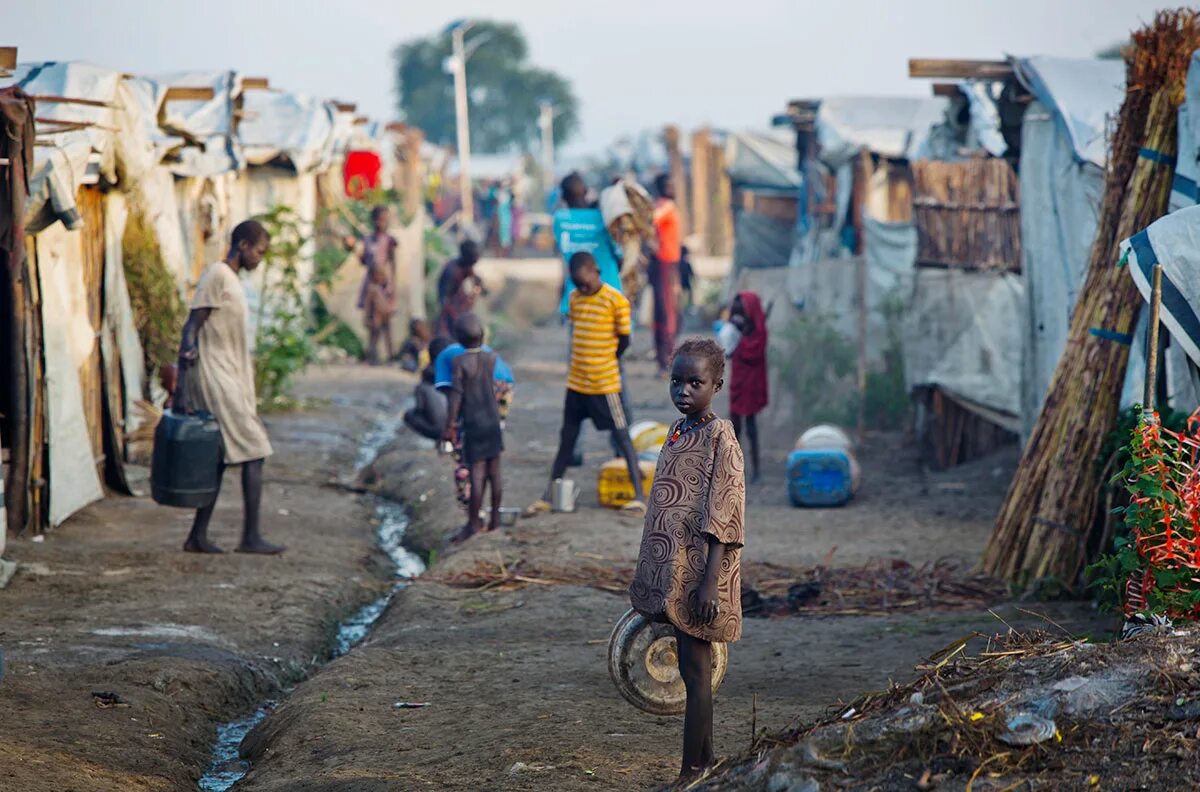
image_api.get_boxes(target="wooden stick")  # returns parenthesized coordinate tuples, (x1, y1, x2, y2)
(908, 58, 1012, 79)
(164, 86, 215, 102)
(1144, 263, 1163, 411)
(0, 47, 16, 70)
(28, 95, 113, 109)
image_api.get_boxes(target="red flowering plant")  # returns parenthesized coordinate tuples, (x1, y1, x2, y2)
(1089, 408, 1200, 619)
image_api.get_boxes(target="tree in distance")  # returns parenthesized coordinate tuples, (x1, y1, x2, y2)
(394, 20, 579, 154)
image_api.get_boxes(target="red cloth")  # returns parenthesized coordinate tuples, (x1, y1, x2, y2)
(729, 291, 768, 417)
(343, 150, 382, 197)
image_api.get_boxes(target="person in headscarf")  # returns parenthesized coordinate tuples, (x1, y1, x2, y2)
(728, 291, 768, 483)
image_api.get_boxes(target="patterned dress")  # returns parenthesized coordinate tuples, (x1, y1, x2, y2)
(630, 418, 745, 643)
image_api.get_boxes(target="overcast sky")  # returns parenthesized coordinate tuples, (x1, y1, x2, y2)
(11, 0, 1163, 154)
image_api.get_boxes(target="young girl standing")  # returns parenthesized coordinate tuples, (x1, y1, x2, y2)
(729, 291, 768, 483)
(629, 337, 746, 784)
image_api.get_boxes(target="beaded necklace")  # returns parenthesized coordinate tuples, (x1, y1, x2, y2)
(667, 412, 716, 446)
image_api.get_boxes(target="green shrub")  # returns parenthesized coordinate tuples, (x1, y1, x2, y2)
(122, 204, 185, 378)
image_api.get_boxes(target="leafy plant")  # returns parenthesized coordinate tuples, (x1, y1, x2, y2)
(255, 205, 315, 409)
(862, 297, 909, 431)
(1087, 408, 1200, 619)
(772, 313, 857, 428)
(122, 203, 185, 380)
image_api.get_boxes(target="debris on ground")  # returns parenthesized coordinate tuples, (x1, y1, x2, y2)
(741, 558, 1007, 617)
(427, 555, 1007, 618)
(687, 628, 1200, 791)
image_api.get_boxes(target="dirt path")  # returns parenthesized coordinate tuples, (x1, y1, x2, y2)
(235, 322, 1110, 792)
(0, 365, 407, 791)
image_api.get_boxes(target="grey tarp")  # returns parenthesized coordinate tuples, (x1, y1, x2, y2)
(789, 217, 915, 365)
(154, 71, 246, 177)
(903, 269, 1025, 431)
(725, 129, 800, 190)
(238, 91, 337, 173)
(816, 96, 949, 167)
(1012, 56, 1132, 438)
(1172, 50, 1200, 212)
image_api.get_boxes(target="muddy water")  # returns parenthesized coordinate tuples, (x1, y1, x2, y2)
(198, 419, 423, 791)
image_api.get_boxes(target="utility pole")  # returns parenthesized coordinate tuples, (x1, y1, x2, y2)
(450, 22, 474, 226)
(538, 100, 556, 201)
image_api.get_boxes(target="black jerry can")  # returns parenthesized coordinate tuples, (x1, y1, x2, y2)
(151, 410, 223, 508)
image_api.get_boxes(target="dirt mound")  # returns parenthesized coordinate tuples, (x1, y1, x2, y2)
(688, 627, 1200, 791)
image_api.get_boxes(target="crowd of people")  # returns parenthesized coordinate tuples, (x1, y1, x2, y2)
(167, 167, 771, 783)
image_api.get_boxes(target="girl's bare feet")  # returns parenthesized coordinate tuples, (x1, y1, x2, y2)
(183, 537, 224, 554)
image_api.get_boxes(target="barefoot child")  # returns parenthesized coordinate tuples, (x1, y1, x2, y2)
(728, 291, 768, 483)
(364, 263, 395, 365)
(523, 251, 646, 517)
(630, 338, 745, 783)
(442, 315, 504, 542)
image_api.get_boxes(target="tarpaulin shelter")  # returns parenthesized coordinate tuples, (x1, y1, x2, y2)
(0, 56, 424, 537)
(0, 61, 151, 533)
(1009, 56, 1134, 440)
(726, 128, 799, 270)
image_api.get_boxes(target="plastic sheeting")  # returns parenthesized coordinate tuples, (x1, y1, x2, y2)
(101, 192, 146, 434)
(239, 92, 338, 173)
(35, 223, 105, 526)
(1017, 100, 1109, 438)
(732, 211, 794, 269)
(788, 217, 915, 364)
(904, 269, 1025, 431)
(816, 96, 949, 167)
(1013, 57, 1130, 439)
(1013, 56, 1125, 168)
(726, 129, 799, 190)
(155, 71, 245, 177)
(1124, 205, 1200, 368)
(1172, 50, 1200, 211)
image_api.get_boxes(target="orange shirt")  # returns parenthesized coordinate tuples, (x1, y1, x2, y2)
(654, 198, 682, 264)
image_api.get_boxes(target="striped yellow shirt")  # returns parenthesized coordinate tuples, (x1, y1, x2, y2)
(567, 284, 631, 395)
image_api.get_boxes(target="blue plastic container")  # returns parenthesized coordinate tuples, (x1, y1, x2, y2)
(787, 448, 854, 507)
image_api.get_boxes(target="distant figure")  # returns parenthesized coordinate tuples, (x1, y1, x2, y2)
(398, 318, 434, 372)
(354, 204, 398, 313)
(630, 337, 745, 786)
(443, 314, 505, 542)
(523, 252, 645, 518)
(175, 219, 284, 555)
(363, 263, 396, 365)
(678, 244, 695, 316)
(651, 173, 682, 375)
(728, 292, 769, 483)
(497, 180, 514, 255)
(553, 172, 623, 316)
(404, 336, 450, 441)
(436, 239, 485, 337)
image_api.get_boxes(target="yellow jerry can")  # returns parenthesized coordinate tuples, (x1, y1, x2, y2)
(598, 458, 656, 508)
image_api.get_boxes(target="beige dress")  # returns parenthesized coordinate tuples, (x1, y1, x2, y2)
(189, 261, 273, 464)
(629, 418, 745, 643)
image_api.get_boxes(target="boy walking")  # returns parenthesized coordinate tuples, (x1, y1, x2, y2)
(524, 252, 646, 517)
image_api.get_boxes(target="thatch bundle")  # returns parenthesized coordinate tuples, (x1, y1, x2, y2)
(982, 9, 1200, 586)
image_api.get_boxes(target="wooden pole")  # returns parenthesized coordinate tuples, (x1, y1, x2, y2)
(854, 149, 870, 443)
(691, 130, 711, 255)
(1143, 263, 1164, 412)
(664, 126, 689, 239)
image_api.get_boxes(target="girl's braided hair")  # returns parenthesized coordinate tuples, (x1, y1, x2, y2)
(672, 337, 725, 380)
